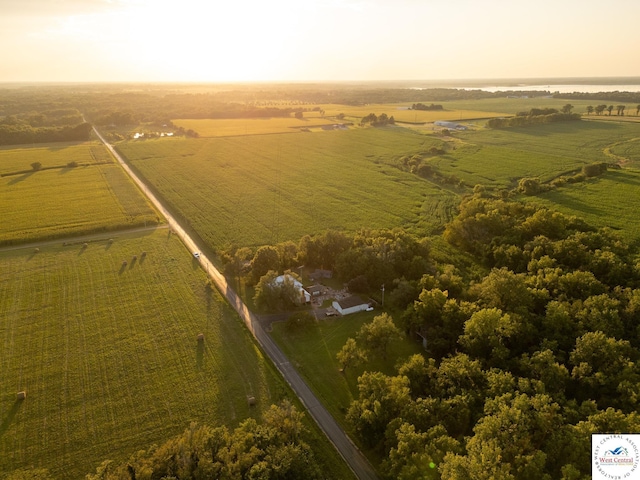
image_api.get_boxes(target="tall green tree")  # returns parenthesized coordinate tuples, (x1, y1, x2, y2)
(251, 245, 281, 284)
(336, 337, 367, 372)
(357, 313, 403, 359)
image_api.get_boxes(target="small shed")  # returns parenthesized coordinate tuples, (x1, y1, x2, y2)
(307, 285, 325, 297)
(332, 295, 369, 316)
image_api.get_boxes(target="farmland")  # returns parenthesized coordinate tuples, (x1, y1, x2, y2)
(0, 142, 158, 245)
(116, 128, 459, 250)
(432, 120, 639, 188)
(527, 168, 640, 243)
(115, 113, 640, 253)
(173, 116, 346, 137)
(0, 229, 351, 479)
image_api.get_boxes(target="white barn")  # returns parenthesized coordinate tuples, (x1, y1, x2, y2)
(332, 295, 369, 316)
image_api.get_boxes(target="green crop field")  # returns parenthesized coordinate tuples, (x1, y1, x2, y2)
(0, 142, 158, 245)
(114, 117, 640, 251)
(116, 128, 459, 250)
(173, 117, 345, 137)
(0, 230, 352, 479)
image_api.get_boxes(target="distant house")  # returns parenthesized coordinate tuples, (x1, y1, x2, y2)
(434, 120, 467, 130)
(332, 295, 369, 316)
(274, 274, 311, 303)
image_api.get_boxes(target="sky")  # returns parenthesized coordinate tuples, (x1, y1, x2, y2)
(1, 0, 639, 83)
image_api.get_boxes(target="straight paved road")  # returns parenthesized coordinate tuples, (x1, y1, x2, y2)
(93, 127, 379, 480)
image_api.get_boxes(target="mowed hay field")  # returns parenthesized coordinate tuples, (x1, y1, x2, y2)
(116, 128, 459, 249)
(173, 117, 346, 137)
(0, 143, 158, 245)
(0, 230, 288, 479)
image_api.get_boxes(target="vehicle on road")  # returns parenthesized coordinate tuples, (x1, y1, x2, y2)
(193, 252, 200, 259)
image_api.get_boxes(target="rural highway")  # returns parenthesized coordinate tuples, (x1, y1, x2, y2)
(93, 127, 379, 480)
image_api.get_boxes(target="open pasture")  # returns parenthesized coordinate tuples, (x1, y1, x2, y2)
(116, 128, 458, 250)
(431, 120, 640, 188)
(441, 96, 608, 116)
(527, 168, 640, 243)
(0, 143, 158, 245)
(0, 230, 289, 479)
(172, 116, 345, 137)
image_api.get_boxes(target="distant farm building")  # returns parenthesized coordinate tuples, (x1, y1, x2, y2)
(274, 274, 311, 304)
(332, 295, 370, 316)
(434, 121, 467, 130)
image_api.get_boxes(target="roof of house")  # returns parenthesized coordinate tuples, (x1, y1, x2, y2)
(336, 295, 368, 309)
(274, 274, 303, 289)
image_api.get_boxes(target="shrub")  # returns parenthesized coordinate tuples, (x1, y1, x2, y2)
(567, 173, 586, 183)
(31, 161, 42, 171)
(582, 162, 608, 178)
(518, 178, 542, 195)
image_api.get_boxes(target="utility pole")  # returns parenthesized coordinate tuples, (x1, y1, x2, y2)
(381, 284, 385, 307)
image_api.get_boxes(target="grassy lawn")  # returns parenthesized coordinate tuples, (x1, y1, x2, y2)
(0, 230, 353, 479)
(0, 142, 158, 245)
(270, 311, 425, 433)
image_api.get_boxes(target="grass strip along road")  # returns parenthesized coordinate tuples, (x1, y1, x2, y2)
(93, 127, 379, 480)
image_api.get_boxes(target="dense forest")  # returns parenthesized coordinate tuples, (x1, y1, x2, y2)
(228, 191, 640, 479)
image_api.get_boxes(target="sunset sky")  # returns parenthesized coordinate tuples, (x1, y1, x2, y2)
(2, 0, 639, 83)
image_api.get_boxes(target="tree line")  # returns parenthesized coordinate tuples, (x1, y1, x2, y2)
(586, 104, 639, 116)
(411, 103, 444, 111)
(0, 122, 92, 146)
(487, 106, 581, 128)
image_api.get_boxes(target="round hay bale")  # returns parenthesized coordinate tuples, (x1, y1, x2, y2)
(34, 247, 40, 253)
(141, 251, 147, 257)
(247, 396, 256, 407)
(197, 333, 205, 342)
(17, 391, 26, 401)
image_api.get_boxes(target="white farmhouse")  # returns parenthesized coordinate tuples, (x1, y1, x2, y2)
(274, 274, 311, 304)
